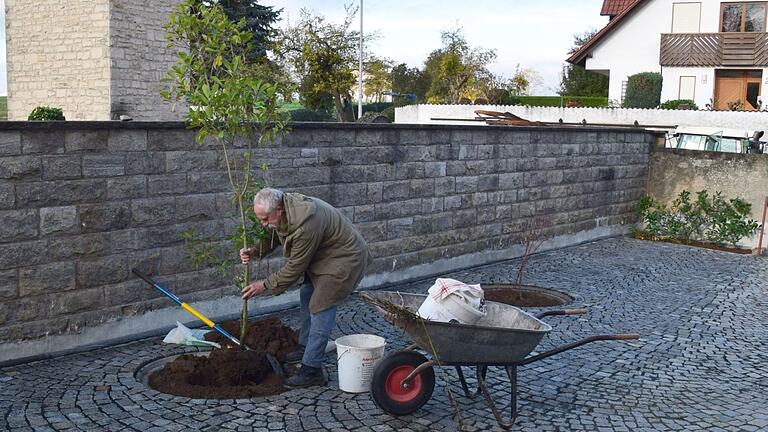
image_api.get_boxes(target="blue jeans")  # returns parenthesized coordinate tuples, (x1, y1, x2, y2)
(299, 276, 337, 368)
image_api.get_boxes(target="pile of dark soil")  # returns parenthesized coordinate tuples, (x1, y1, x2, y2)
(204, 317, 299, 360)
(671, 239, 753, 255)
(633, 233, 754, 255)
(147, 317, 299, 399)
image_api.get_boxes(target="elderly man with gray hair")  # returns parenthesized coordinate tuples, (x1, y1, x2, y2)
(240, 188, 372, 387)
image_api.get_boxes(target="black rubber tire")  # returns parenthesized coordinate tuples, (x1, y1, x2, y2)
(370, 350, 435, 416)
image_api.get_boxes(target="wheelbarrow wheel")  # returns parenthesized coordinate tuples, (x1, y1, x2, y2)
(370, 350, 435, 416)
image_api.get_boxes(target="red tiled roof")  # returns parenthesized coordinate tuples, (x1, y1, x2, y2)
(601, 0, 636, 16)
(567, 0, 647, 66)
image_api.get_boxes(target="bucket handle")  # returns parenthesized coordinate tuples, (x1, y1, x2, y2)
(336, 347, 353, 362)
(335, 342, 386, 362)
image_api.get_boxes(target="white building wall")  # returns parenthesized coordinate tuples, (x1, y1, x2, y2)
(700, 1, 729, 31)
(661, 67, 715, 107)
(585, 0, 671, 103)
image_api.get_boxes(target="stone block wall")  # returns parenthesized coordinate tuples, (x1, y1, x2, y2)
(109, 0, 185, 121)
(5, 0, 111, 120)
(0, 122, 651, 351)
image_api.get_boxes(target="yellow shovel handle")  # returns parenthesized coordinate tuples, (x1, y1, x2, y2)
(181, 303, 215, 328)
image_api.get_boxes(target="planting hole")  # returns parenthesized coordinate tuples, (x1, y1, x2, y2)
(483, 284, 573, 307)
(135, 317, 299, 399)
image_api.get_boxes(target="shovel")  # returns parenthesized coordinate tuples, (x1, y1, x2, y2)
(131, 269, 284, 377)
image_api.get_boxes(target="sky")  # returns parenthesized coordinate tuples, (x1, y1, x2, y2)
(0, 0, 608, 97)
(260, 0, 609, 95)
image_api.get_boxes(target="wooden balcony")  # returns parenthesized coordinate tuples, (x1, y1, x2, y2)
(660, 32, 768, 67)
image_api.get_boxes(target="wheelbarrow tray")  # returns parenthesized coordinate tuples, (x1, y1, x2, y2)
(361, 291, 551, 364)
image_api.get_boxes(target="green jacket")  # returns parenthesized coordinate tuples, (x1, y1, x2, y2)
(264, 193, 372, 313)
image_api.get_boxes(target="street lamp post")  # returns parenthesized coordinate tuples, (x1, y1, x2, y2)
(358, 0, 363, 119)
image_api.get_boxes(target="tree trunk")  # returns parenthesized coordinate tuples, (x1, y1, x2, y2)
(237, 196, 250, 345)
(333, 93, 345, 123)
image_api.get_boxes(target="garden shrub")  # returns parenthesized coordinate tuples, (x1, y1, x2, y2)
(635, 190, 759, 246)
(623, 72, 663, 108)
(28, 106, 65, 121)
(381, 106, 396, 123)
(356, 111, 390, 123)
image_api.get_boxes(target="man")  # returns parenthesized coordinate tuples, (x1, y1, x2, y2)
(240, 188, 372, 388)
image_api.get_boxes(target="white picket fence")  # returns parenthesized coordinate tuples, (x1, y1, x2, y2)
(395, 104, 768, 132)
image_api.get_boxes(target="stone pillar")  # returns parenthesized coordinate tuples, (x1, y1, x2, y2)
(5, 0, 185, 121)
(5, 0, 112, 120)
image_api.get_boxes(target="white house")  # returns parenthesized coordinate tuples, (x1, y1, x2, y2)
(568, 0, 768, 110)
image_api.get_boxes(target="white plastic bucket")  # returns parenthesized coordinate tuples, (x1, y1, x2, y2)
(335, 334, 386, 393)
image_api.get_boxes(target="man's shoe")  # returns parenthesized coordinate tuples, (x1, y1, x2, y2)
(284, 345, 305, 364)
(284, 364, 326, 388)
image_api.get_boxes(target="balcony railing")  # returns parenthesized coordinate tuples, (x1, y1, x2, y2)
(660, 32, 768, 67)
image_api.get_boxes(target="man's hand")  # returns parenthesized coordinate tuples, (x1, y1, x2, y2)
(239, 247, 252, 264)
(242, 280, 267, 299)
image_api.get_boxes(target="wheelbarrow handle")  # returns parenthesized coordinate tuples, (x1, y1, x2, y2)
(520, 333, 641, 365)
(534, 308, 587, 319)
(606, 333, 641, 340)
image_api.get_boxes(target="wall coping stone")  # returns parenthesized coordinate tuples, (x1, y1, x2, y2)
(652, 146, 768, 161)
(0, 121, 651, 134)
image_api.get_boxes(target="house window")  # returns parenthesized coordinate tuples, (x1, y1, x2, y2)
(672, 3, 701, 33)
(679, 76, 697, 100)
(721, 2, 767, 32)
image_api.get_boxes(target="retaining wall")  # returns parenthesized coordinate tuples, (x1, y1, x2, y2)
(0, 122, 652, 363)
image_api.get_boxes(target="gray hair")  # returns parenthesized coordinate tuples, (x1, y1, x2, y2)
(254, 188, 284, 212)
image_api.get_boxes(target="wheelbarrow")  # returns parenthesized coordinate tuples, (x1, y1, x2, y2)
(361, 291, 639, 430)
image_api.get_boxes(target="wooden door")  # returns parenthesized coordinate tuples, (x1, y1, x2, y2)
(714, 70, 763, 110)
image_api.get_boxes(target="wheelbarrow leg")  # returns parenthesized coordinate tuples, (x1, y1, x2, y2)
(477, 366, 518, 430)
(455, 367, 473, 398)
(507, 366, 518, 423)
(475, 365, 488, 396)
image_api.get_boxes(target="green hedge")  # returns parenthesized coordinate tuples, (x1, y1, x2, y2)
(363, 102, 394, 113)
(288, 109, 334, 122)
(285, 102, 396, 122)
(501, 95, 609, 108)
(659, 99, 699, 110)
(623, 72, 663, 108)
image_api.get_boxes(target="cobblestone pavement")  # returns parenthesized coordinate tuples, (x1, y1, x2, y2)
(2, 238, 767, 432)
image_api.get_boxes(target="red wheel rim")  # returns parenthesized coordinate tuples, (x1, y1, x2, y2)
(384, 365, 423, 403)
